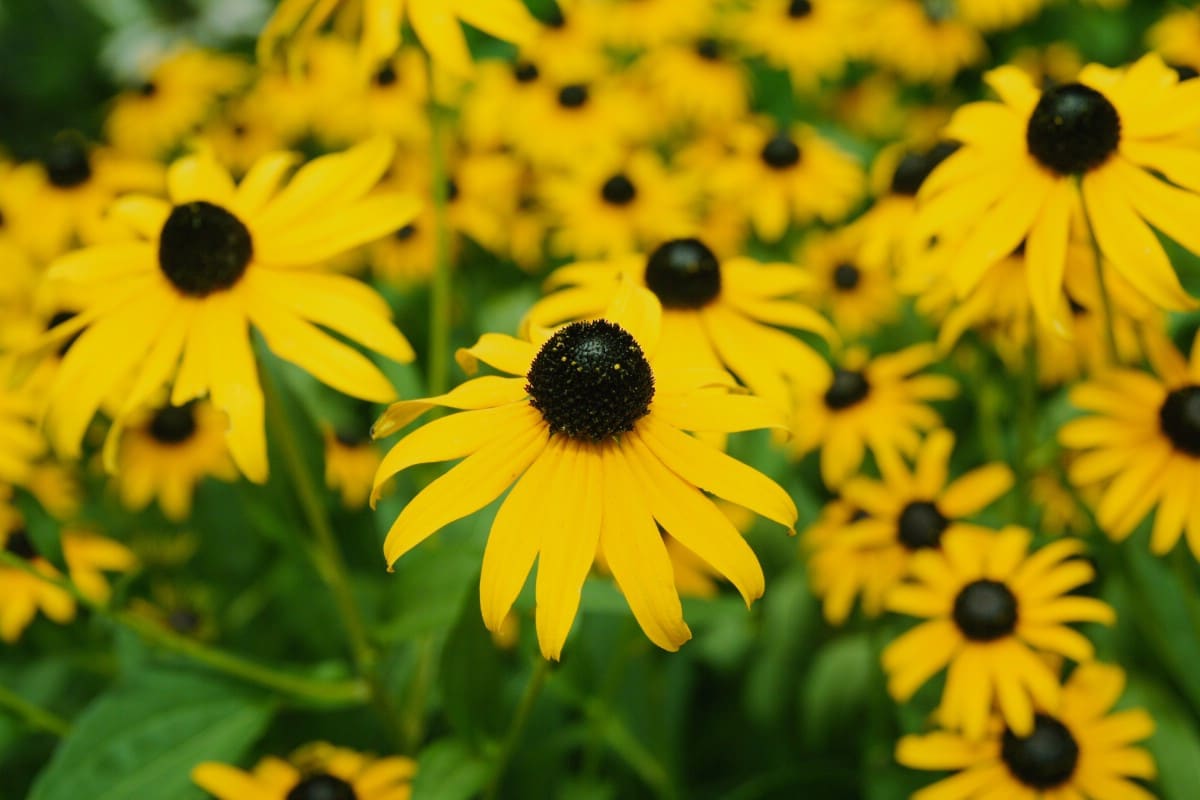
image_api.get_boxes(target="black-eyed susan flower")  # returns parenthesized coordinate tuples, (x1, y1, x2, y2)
(955, 0, 1045, 32)
(897, 662, 1155, 800)
(524, 237, 835, 411)
(805, 499, 902, 625)
(817, 430, 1013, 625)
(105, 48, 249, 158)
(734, 0, 862, 92)
(883, 527, 1115, 741)
(796, 225, 900, 340)
(1148, 8, 1200, 75)
(4, 135, 163, 263)
(792, 345, 956, 489)
(596, 0, 714, 50)
(193, 742, 415, 800)
(306, 45, 430, 149)
(112, 400, 237, 522)
(1060, 333, 1200, 559)
(912, 54, 1200, 333)
(510, 78, 651, 168)
(540, 150, 693, 260)
(0, 521, 136, 642)
(637, 37, 749, 129)
(864, 1, 985, 85)
(324, 422, 382, 510)
(713, 121, 864, 242)
(260, 0, 539, 77)
(371, 285, 796, 659)
(518, 0, 608, 85)
(42, 138, 418, 484)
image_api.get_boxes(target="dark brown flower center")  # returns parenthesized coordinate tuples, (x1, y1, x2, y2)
(286, 774, 357, 800)
(601, 173, 637, 206)
(43, 137, 92, 189)
(149, 403, 198, 445)
(558, 84, 589, 109)
(514, 62, 540, 83)
(1160, 385, 1200, 456)
(953, 579, 1018, 641)
(832, 262, 860, 291)
(4, 529, 36, 560)
(643, 238, 721, 309)
(1026, 83, 1121, 175)
(761, 132, 801, 170)
(897, 501, 948, 550)
(890, 141, 960, 196)
(158, 201, 253, 296)
(788, 0, 813, 18)
(526, 320, 654, 441)
(1002, 714, 1080, 789)
(823, 369, 870, 411)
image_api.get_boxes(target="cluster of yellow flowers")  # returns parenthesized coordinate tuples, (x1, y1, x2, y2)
(5, 1, 1200, 798)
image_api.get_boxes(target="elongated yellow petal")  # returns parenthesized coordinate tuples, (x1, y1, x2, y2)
(1117, 156, 1200, 256)
(372, 403, 537, 506)
(650, 390, 788, 435)
(456, 333, 537, 376)
(603, 282, 661, 358)
(535, 440, 603, 660)
(202, 294, 268, 483)
(722, 296, 838, 343)
(46, 242, 156, 285)
(246, 269, 413, 362)
(361, 0, 404, 66)
(191, 763, 270, 800)
(601, 444, 691, 653)
(638, 415, 796, 530)
(479, 439, 557, 632)
(250, 300, 396, 402)
(232, 151, 301, 217)
(939, 464, 1014, 519)
(1024, 177, 1074, 336)
(256, 193, 421, 266)
(108, 195, 171, 240)
(455, 0, 539, 46)
(255, 136, 395, 232)
(167, 153, 236, 206)
(625, 432, 764, 605)
(371, 377, 528, 438)
(409, 0, 473, 77)
(382, 419, 547, 566)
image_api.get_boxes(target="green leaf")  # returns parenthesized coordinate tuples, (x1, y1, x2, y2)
(15, 489, 65, 571)
(30, 669, 275, 800)
(1124, 677, 1200, 800)
(438, 579, 508, 743)
(410, 739, 490, 800)
(799, 633, 875, 746)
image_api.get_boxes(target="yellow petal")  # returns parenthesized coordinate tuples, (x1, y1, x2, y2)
(371, 376, 528, 438)
(167, 152, 236, 206)
(202, 295, 269, 483)
(409, 0, 473, 77)
(455, 0, 539, 46)
(255, 193, 421, 266)
(603, 282, 662, 358)
(455, 333, 537, 376)
(650, 390, 788, 435)
(233, 151, 301, 217)
(1024, 177, 1074, 336)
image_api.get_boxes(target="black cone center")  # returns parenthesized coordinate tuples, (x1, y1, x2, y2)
(1026, 83, 1121, 175)
(788, 0, 813, 17)
(149, 403, 198, 445)
(644, 238, 721, 309)
(833, 263, 860, 291)
(526, 320, 655, 441)
(953, 579, 1018, 641)
(158, 201, 253, 297)
(897, 501, 948, 550)
(761, 133, 801, 170)
(44, 137, 92, 188)
(1160, 385, 1200, 456)
(286, 774, 357, 800)
(4, 529, 36, 560)
(1002, 714, 1080, 789)
(823, 369, 870, 411)
(558, 84, 589, 108)
(890, 141, 960, 196)
(601, 173, 637, 206)
(514, 62, 539, 83)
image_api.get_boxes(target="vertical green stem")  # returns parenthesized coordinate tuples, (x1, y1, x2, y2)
(258, 366, 405, 741)
(0, 682, 70, 738)
(1081, 188, 1121, 363)
(427, 58, 453, 396)
(485, 659, 551, 800)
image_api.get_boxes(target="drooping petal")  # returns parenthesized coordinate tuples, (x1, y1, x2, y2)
(371, 377, 529, 438)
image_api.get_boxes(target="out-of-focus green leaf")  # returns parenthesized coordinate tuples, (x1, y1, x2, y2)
(29, 668, 274, 800)
(799, 632, 875, 746)
(1124, 676, 1200, 800)
(438, 579, 508, 743)
(410, 738, 489, 800)
(744, 566, 819, 726)
(15, 490, 65, 572)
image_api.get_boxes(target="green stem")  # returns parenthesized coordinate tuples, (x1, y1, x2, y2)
(0, 552, 368, 706)
(1014, 320, 1039, 525)
(258, 366, 407, 741)
(0, 682, 70, 737)
(427, 57, 453, 397)
(399, 633, 436, 753)
(485, 659, 551, 800)
(1081, 189, 1121, 363)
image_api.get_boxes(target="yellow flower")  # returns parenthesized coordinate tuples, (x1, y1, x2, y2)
(1060, 332, 1200, 559)
(324, 424, 382, 510)
(509, 78, 653, 168)
(713, 121, 864, 242)
(796, 225, 900, 340)
(955, 0, 1045, 31)
(371, 285, 796, 659)
(260, 0, 539, 77)
(804, 499, 902, 623)
(791, 344, 957, 489)
(864, 1, 985, 85)
(0, 359, 46, 488)
(305, 43, 430, 149)
(0, 525, 136, 643)
(596, 0, 716, 50)
(637, 38, 750, 129)
(105, 48, 250, 158)
(112, 401, 237, 522)
(1148, 8, 1200, 75)
(525, 238, 835, 411)
(912, 54, 1200, 333)
(193, 742, 416, 800)
(897, 662, 1155, 800)
(734, 0, 863, 92)
(42, 138, 418, 484)
(540, 149, 694, 259)
(518, 0, 608, 84)
(818, 430, 1014, 625)
(883, 527, 1115, 740)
